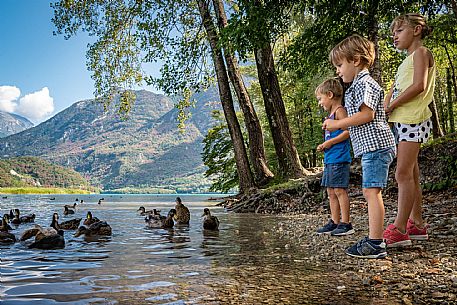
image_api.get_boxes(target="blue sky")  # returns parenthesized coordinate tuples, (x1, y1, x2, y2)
(0, 0, 160, 124)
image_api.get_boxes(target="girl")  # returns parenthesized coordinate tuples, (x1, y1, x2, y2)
(383, 13, 435, 247)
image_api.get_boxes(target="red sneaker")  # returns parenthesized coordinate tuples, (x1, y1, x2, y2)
(383, 224, 412, 248)
(407, 219, 429, 240)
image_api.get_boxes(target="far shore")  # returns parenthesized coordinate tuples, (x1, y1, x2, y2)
(0, 187, 94, 195)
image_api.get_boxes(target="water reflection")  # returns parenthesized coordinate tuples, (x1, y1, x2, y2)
(1, 194, 361, 304)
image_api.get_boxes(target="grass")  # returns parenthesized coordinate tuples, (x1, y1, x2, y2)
(0, 187, 94, 194)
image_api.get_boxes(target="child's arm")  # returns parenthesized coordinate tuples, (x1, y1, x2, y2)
(323, 104, 374, 131)
(317, 130, 350, 152)
(384, 83, 395, 112)
(386, 47, 431, 114)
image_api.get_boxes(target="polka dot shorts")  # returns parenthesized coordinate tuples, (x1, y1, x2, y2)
(392, 118, 432, 143)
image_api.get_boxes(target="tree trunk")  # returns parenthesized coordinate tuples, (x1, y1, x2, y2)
(447, 68, 455, 133)
(451, 0, 457, 17)
(254, 44, 309, 179)
(197, 0, 255, 193)
(429, 100, 444, 137)
(212, 0, 274, 186)
(366, 0, 382, 85)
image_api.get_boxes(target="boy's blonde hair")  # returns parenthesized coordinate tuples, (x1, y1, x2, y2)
(329, 34, 375, 69)
(315, 78, 343, 99)
(390, 13, 432, 39)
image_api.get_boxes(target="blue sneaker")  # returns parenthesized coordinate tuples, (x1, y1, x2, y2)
(345, 237, 387, 259)
(317, 219, 337, 234)
(331, 222, 355, 236)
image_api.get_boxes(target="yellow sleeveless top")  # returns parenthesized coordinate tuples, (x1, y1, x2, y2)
(388, 51, 436, 124)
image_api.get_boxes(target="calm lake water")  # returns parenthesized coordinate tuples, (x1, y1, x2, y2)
(1, 194, 353, 304)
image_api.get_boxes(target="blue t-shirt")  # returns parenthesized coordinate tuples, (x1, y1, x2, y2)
(324, 111, 352, 164)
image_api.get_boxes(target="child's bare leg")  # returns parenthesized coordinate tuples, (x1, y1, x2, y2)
(410, 161, 425, 227)
(363, 187, 384, 239)
(328, 188, 340, 223)
(334, 188, 350, 223)
(394, 142, 420, 232)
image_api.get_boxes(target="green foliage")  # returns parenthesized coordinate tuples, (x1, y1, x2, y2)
(52, 0, 214, 123)
(202, 111, 238, 193)
(0, 156, 95, 191)
(105, 187, 176, 194)
(0, 187, 92, 194)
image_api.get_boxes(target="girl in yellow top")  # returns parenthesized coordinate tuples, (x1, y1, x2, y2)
(383, 13, 435, 247)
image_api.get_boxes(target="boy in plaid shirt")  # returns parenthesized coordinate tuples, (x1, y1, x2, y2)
(323, 34, 396, 258)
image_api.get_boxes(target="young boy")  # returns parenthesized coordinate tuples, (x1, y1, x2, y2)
(315, 78, 354, 236)
(323, 34, 396, 259)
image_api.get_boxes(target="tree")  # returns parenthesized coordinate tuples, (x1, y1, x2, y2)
(197, 0, 255, 192)
(52, 0, 258, 192)
(212, 0, 274, 185)
(224, 0, 310, 179)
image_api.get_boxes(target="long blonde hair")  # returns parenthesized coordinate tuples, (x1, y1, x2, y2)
(390, 13, 432, 39)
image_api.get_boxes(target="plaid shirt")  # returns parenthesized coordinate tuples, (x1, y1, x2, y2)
(345, 70, 396, 157)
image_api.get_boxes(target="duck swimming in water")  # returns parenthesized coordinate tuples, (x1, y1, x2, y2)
(145, 209, 176, 229)
(10, 209, 36, 224)
(83, 211, 100, 226)
(1, 214, 13, 231)
(21, 224, 65, 249)
(137, 206, 155, 216)
(174, 197, 190, 225)
(0, 217, 16, 244)
(202, 208, 219, 231)
(63, 206, 75, 215)
(64, 202, 77, 209)
(74, 221, 112, 237)
(51, 213, 81, 230)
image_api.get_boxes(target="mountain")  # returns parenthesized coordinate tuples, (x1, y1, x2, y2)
(0, 111, 33, 137)
(0, 89, 221, 192)
(0, 156, 93, 190)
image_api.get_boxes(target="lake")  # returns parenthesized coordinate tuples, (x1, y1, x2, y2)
(1, 194, 350, 304)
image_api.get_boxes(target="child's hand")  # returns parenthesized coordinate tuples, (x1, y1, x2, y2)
(323, 119, 338, 132)
(317, 141, 332, 152)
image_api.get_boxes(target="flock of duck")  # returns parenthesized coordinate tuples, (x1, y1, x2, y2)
(0, 196, 220, 250)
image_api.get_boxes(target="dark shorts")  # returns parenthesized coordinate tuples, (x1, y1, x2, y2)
(321, 162, 350, 188)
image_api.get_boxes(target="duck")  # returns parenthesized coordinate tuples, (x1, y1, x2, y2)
(64, 202, 77, 209)
(174, 197, 190, 225)
(74, 221, 112, 237)
(0, 217, 16, 244)
(137, 206, 155, 216)
(21, 224, 65, 249)
(20, 213, 36, 223)
(63, 206, 75, 215)
(10, 209, 21, 225)
(202, 208, 219, 231)
(0, 230, 16, 244)
(1, 214, 13, 231)
(51, 213, 81, 230)
(145, 209, 175, 229)
(83, 211, 100, 226)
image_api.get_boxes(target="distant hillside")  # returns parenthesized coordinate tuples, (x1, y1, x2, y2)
(0, 156, 93, 190)
(0, 111, 33, 137)
(0, 89, 221, 192)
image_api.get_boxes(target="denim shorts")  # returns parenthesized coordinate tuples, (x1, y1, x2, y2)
(361, 147, 396, 188)
(321, 162, 350, 188)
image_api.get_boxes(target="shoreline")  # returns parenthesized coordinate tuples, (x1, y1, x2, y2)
(272, 186, 457, 304)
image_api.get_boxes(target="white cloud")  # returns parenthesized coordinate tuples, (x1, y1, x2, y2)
(0, 85, 21, 113)
(15, 87, 54, 121)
